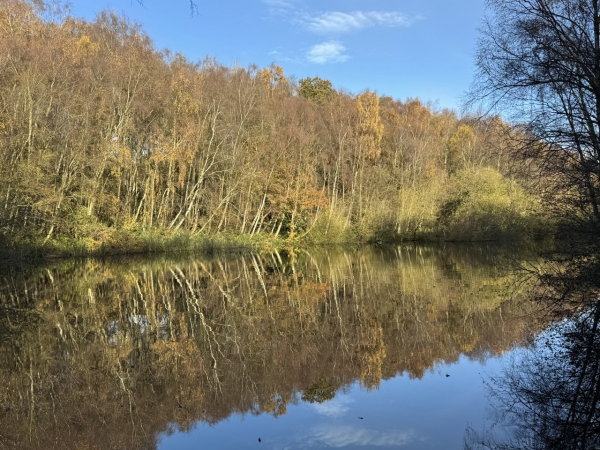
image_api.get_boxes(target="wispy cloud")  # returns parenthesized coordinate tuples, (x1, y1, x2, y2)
(268, 49, 296, 63)
(311, 396, 354, 418)
(306, 41, 349, 64)
(305, 425, 417, 448)
(303, 11, 413, 34)
(262, 0, 296, 17)
(262, 0, 295, 8)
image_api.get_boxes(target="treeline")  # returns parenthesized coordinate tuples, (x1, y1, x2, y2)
(0, 1, 548, 255)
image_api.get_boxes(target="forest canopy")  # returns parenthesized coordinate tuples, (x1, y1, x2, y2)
(0, 0, 550, 256)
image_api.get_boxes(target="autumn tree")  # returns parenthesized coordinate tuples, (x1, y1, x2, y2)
(356, 90, 384, 163)
(260, 63, 288, 97)
(445, 124, 476, 173)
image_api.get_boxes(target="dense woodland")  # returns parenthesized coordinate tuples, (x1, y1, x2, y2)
(0, 1, 551, 256)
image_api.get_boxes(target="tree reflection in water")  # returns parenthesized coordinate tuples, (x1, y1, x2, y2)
(466, 300, 600, 449)
(0, 245, 543, 450)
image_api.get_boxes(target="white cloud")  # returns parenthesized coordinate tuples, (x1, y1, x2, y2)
(305, 425, 417, 448)
(311, 396, 354, 418)
(262, 0, 296, 17)
(306, 41, 349, 64)
(303, 11, 413, 34)
(262, 0, 295, 8)
(267, 48, 298, 63)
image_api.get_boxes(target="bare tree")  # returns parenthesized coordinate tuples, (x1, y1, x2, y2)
(465, 301, 600, 450)
(469, 0, 600, 229)
(136, 0, 198, 16)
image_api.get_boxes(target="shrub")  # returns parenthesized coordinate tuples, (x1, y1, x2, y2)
(437, 167, 547, 241)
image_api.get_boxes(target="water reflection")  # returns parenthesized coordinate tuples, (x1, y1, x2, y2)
(466, 301, 600, 450)
(0, 245, 543, 449)
(304, 425, 416, 448)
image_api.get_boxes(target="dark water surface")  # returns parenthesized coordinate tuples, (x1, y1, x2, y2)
(0, 245, 548, 450)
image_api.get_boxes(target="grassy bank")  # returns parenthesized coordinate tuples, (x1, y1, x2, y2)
(0, 229, 289, 261)
(0, 216, 553, 262)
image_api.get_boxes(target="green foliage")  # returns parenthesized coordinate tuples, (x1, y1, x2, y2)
(298, 76, 334, 103)
(445, 124, 476, 173)
(355, 200, 398, 243)
(395, 176, 446, 241)
(437, 167, 546, 241)
(301, 379, 336, 403)
(302, 210, 355, 245)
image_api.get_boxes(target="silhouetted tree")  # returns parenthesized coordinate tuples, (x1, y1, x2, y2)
(465, 301, 600, 450)
(470, 0, 600, 231)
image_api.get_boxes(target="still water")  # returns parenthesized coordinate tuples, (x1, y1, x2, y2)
(0, 245, 547, 450)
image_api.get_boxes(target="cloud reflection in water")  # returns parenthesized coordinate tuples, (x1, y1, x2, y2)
(311, 396, 354, 418)
(296, 425, 417, 448)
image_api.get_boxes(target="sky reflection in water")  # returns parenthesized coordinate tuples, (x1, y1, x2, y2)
(159, 355, 504, 450)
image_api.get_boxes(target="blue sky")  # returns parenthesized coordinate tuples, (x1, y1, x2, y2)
(68, 0, 485, 111)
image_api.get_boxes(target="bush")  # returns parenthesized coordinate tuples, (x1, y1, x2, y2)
(437, 167, 547, 241)
(302, 209, 355, 245)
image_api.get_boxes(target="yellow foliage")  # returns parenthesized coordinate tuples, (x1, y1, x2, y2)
(446, 124, 476, 172)
(356, 91, 384, 162)
(62, 31, 100, 64)
(262, 394, 287, 417)
(76, 35, 99, 57)
(438, 167, 542, 240)
(359, 318, 386, 390)
(171, 70, 201, 115)
(261, 64, 287, 96)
